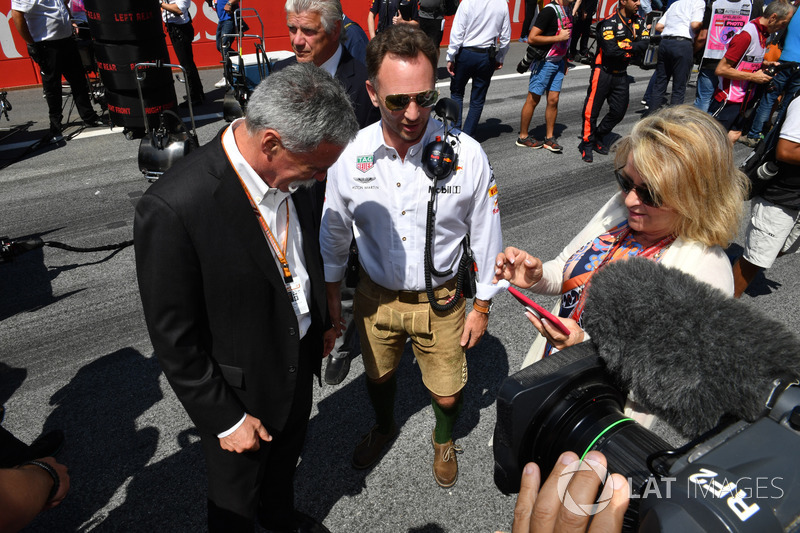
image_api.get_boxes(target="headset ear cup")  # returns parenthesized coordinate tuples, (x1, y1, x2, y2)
(422, 140, 456, 180)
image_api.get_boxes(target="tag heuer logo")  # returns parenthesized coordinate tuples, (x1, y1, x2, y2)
(354, 176, 376, 184)
(356, 155, 374, 173)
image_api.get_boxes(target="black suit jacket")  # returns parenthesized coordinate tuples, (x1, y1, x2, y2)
(134, 129, 327, 436)
(273, 47, 380, 129)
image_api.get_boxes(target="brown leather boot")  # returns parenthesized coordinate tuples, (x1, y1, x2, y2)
(431, 430, 463, 488)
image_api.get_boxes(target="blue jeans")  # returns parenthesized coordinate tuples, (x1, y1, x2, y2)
(747, 68, 800, 138)
(449, 47, 494, 136)
(694, 68, 716, 113)
(216, 18, 235, 58)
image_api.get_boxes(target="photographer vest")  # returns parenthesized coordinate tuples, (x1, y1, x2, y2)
(700, 0, 751, 68)
(716, 21, 766, 104)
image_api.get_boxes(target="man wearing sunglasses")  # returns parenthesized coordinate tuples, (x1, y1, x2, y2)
(320, 25, 504, 488)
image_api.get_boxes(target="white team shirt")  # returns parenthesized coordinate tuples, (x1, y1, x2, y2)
(446, 0, 511, 64)
(11, 0, 72, 42)
(660, 0, 705, 39)
(320, 116, 504, 302)
(162, 0, 192, 25)
(779, 97, 800, 144)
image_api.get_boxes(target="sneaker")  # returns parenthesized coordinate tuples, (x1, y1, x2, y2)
(542, 137, 563, 153)
(214, 77, 227, 88)
(738, 135, 762, 148)
(83, 116, 107, 128)
(579, 143, 593, 163)
(515, 136, 542, 149)
(432, 430, 463, 488)
(44, 131, 64, 144)
(352, 423, 398, 469)
(593, 140, 609, 155)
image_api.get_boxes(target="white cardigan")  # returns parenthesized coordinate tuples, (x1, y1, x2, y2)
(521, 194, 734, 426)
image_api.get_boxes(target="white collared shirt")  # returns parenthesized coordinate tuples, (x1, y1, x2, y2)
(221, 120, 312, 340)
(446, 0, 511, 64)
(11, 0, 72, 42)
(320, 116, 505, 302)
(660, 0, 705, 39)
(319, 44, 343, 77)
(161, 0, 192, 25)
(217, 120, 314, 438)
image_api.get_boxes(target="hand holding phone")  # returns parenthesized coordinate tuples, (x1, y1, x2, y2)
(507, 287, 571, 337)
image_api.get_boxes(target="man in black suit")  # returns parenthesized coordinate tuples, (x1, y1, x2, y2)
(275, 0, 380, 128)
(134, 63, 359, 533)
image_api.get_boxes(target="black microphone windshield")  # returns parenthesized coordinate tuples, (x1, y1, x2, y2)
(582, 257, 800, 437)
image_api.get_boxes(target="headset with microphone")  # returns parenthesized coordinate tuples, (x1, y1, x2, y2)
(421, 98, 477, 311)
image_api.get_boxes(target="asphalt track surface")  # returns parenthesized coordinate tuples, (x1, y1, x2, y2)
(2, 41, 799, 532)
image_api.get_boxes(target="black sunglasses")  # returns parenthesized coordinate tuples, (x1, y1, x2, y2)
(614, 168, 661, 208)
(383, 90, 439, 112)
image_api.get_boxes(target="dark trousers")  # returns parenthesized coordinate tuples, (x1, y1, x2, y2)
(204, 337, 315, 532)
(648, 38, 693, 112)
(581, 67, 629, 145)
(569, 12, 594, 56)
(167, 21, 204, 101)
(449, 47, 495, 137)
(27, 36, 97, 134)
(419, 16, 444, 48)
(520, 0, 538, 39)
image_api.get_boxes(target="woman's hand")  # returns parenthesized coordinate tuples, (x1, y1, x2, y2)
(493, 247, 543, 289)
(527, 313, 584, 351)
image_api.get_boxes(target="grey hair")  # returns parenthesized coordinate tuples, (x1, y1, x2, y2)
(764, 0, 795, 20)
(245, 63, 359, 152)
(285, 0, 343, 41)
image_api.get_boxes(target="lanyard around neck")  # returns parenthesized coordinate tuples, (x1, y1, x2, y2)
(235, 172, 294, 283)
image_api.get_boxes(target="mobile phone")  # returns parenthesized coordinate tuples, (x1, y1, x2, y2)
(507, 286, 571, 336)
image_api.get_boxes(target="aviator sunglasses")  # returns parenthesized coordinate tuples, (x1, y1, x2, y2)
(383, 89, 439, 111)
(614, 168, 662, 208)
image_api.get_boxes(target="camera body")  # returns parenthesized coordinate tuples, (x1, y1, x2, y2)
(493, 343, 800, 532)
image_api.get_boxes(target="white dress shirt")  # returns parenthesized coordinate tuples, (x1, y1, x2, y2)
(319, 44, 343, 77)
(446, 0, 511, 64)
(660, 0, 705, 39)
(11, 0, 72, 42)
(321, 115, 505, 302)
(161, 0, 192, 25)
(217, 119, 313, 437)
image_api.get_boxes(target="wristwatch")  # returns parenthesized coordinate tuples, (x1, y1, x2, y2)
(472, 300, 492, 315)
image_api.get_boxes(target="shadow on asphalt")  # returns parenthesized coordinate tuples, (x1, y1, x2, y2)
(24, 347, 207, 532)
(295, 332, 509, 529)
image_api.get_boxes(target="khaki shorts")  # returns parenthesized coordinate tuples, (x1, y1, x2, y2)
(354, 274, 467, 397)
(743, 196, 800, 269)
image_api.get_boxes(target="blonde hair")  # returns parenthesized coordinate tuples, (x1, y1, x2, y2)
(614, 105, 749, 248)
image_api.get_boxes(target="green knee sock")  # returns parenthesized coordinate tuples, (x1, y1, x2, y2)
(432, 395, 463, 444)
(366, 374, 396, 434)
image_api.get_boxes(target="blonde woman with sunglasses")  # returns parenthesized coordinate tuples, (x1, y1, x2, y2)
(494, 105, 749, 373)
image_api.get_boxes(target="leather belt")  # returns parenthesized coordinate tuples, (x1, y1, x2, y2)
(463, 46, 491, 53)
(663, 35, 692, 41)
(360, 270, 458, 304)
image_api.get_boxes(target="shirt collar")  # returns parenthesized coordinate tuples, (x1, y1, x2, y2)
(753, 18, 769, 38)
(222, 119, 292, 204)
(319, 44, 343, 77)
(371, 115, 448, 159)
